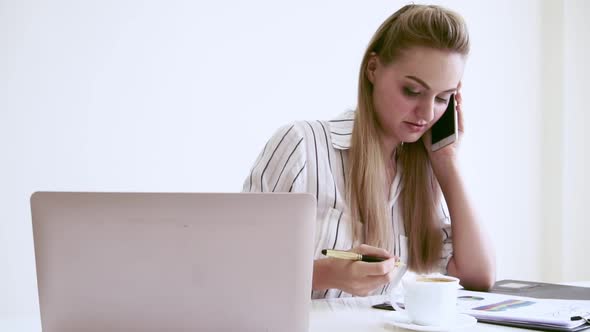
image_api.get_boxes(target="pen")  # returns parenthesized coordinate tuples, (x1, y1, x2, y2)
(321, 249, 405, 266)
(571, 315, 590, 324)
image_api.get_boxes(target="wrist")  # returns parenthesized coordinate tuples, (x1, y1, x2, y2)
(430, 151, 458, 168)
(312, 258, 334, 291)
(432, 159, 461, 190)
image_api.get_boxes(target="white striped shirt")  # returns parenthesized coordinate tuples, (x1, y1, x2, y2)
(243, 111, 453, 299)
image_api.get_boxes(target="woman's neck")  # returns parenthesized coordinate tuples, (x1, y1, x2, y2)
(379, 133, 400, 161)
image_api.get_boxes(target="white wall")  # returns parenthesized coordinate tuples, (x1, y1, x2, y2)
(0, 0, 577, 317)
(536, 0, 590, 283)
(540, 0, 565, 283)
(562, 0, 590, 281)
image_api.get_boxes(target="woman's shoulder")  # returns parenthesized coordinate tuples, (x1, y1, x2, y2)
(267, 111, 356, 150)
(279, 111, 355, 130)
(310, 110, 356, 133)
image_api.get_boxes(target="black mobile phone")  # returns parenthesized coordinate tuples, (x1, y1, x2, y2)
(372, 302, 395, 311)
(371, 301, 405, 311)
(431, 94, 458, 151)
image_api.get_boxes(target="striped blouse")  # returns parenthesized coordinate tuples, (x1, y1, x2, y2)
(242, 111, 453, 299)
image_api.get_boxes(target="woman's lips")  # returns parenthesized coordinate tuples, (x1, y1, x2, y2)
(403, 121, 427, 132)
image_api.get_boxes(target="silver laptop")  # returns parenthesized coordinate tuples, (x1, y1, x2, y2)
(31, 192, 316, 332)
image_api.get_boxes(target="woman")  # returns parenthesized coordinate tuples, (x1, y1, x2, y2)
(243, 4, 495, 299)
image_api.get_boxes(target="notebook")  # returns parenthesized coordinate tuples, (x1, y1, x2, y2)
(372, 290, 590, 331)
(372, 279, 590, 331)
(491, 279, 590, 300)
(31, 192, 316, 332)
(458, 290, 590, 331)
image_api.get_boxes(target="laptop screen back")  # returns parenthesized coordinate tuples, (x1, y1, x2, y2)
(31, 192, 316, 332)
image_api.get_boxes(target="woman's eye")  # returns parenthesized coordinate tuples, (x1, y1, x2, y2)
(403, 87, 420, 96)
(436, 97, 448, 103)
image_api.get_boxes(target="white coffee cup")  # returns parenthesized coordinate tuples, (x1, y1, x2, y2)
(402, 275, 460, 326)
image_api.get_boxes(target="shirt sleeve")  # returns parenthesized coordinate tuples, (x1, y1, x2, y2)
(437, 195, 453, 274)
(242, 123, 308, 193)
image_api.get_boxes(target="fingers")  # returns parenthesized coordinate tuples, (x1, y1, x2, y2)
(368, 270, 399, 285)
(455, 82, 464, 133)
(353, 244, 390, 259)
(457, 108, 464, 134)
(356, 257, 399, 276)
(351, 263, 403, 296)
(351, 244, 397, 276)
(422, 130, 432, 150)
(455, 81, 463, 108)
(336, 244, 404, 296)
(345, 272, 395, 296)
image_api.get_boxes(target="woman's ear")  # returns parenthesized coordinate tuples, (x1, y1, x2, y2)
(366, 53, 379, 83)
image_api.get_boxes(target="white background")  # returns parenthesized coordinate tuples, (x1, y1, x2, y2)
(1, 0, 588, 317)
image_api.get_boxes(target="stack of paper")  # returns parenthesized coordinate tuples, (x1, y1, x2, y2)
(458, 290, 590, 331)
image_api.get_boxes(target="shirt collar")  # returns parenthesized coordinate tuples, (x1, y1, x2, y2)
(327, 111, 355, 150)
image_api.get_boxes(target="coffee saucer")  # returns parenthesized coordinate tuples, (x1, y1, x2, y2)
(384, 311, 477, 331)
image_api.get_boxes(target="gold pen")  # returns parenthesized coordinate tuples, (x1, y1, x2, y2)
(321, 249, 405, 266)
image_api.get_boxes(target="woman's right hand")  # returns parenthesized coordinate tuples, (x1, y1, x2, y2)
(312, 244, 400, 296)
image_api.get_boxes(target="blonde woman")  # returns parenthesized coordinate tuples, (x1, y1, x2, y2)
(243, 4, 495, 299)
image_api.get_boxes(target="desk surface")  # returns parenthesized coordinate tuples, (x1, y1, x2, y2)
(310, 295, 523, 332)
(3, 282, 589, 331)
(310, 281, 590, 332)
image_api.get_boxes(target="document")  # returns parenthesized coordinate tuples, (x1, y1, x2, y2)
(458, 290, 590, 331)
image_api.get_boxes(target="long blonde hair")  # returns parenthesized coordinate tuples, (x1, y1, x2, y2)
(348, 4, 469, 273)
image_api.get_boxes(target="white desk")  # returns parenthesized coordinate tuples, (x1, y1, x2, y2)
(309, 281, 590, 332)
(310, 295, 525, 331)
(0, 312, 528, 332)
(3, 282, 589, 332)
(0, 305, 556, 332)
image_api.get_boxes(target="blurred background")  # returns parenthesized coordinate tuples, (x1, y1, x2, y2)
(0, 0, 588, 318)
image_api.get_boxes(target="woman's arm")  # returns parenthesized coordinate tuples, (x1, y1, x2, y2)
(428, 87, 495, 291)
(433, 160, 496, 291)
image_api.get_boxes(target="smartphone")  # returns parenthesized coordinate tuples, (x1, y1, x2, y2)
(431, 94, 458, 152)
(371, 301, 405, 311)
(372, 302, 395, 311)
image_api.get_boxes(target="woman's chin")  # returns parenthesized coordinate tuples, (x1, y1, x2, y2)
(400, 133, 424, 144)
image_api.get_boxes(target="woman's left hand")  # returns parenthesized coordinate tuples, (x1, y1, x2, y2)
(423, 81, 464, 165)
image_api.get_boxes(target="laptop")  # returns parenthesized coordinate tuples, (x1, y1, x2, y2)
(31, 192, 316, 332)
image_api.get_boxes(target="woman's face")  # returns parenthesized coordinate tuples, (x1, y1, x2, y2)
(367, 46, 465, 146)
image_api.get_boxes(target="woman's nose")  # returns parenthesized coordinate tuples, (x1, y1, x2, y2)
(416, 99, 435, 122)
